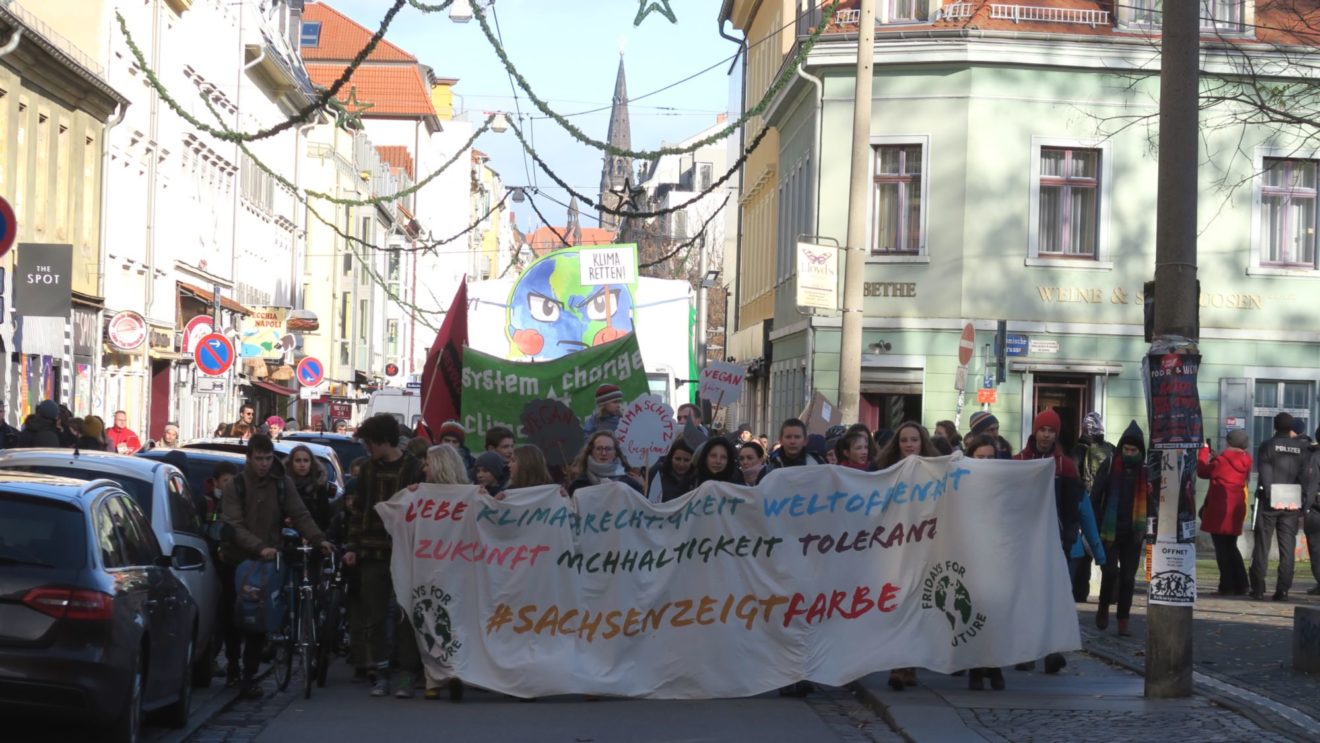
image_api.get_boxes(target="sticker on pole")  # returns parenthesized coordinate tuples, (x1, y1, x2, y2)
(1147, 539, 1196, 606)
(699, 361, 746, 407)
(0, 195, 16, 260)
(296, 357, 325, 388)
(615, 395, 675, 468)
(194, 333, 235, 377)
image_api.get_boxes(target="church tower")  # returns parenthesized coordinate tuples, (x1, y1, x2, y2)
(598, 56, 633, 233)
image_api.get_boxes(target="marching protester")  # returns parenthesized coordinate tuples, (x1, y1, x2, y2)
(1306, 428, 1320, 595)
(288, 444, 336, 534)
(1092, 422, 1149, 637)
(1199, 429, 1252, 596)
(767, 418, 823, 469)
(334, 419, 351, 434)
(344, 414, 426, 698)
(737, 441, 770, 486)
(581, 384, 624, 434)
(473, 450, 510, 498)
(1251, 412, 1306, 601)
(567, 431, 644, 495)
(876, 421, 941, 691)
(507, 444, 557, 490)
(693, 438, 739, 485)
(962, 434, 1007, 691)
(1070, 412, 1115, 601)
(417, 444, 470, 701)
(1013, 409, 1081, 673)
(437, 419, 475, 471)
(934, 420, 962, 451)
(484, 425, 516, 463)
(836, 429, 876, 471)
(677, 403, 709, 436)
(966, 411, 1012, 458)
(646, 439, 696, 502)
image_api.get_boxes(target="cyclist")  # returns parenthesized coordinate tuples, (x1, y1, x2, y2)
(220, 434, 333, 698)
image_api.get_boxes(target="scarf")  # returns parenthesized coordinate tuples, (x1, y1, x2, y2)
(1101, 457, 1148, 542)
(586, 457, 626, 484)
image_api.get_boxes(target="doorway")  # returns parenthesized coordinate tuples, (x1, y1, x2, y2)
(1032, 374, 1091, 453)
(861, 392, 922, 434)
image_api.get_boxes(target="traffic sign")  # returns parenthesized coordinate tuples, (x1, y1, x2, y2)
(196, 378, 226, 395)
(954, 365, 968, 392)
(983, 373, 995, 390)
(0, 195, 15, 259)
(977, 388, 998, 404)
(385, 362, 400, 377)
(958, 323, 975, 366)
(183, 315, 215, 354)
(195, 333, 235, 376)
(296, 356, 325, 387)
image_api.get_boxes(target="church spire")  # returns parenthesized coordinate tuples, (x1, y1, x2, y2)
(599, 55, 633, 233)
(567, 195, 583, 246)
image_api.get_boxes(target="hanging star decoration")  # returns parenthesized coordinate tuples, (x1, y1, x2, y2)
(634, 0, 677, 26)
(328, 86, 374, 130)
(612, 175, 646, 215)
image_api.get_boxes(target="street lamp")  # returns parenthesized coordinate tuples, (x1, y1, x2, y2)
(489, 112, 509, 133)
(700, 268, 721, 289)
(449, 0, 474, 23)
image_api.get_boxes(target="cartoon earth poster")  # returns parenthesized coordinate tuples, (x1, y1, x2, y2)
(505, 247, 636, 360)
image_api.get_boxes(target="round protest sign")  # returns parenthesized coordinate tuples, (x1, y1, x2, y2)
(615, 395, 675, 467)
(520, 399, 584, 467)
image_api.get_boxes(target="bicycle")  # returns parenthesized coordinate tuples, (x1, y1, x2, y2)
(272, 528, 319, 699)
(314, 548, 348, 688)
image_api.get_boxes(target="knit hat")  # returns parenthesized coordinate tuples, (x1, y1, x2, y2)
(1292, 417, 1308, 436)
(1226, 429, 1249, 449)
(1117, 420, 1145, 456)
(474, 451, 508, 478)
(83, 415, 105, 439)
(1032, 409, 1061, 435)
(595, 384, 623, 406)
(969, 412, 999, 436)
(806, 433, 828, 456)
(1083, 411, 1104, 437)
(439, 420, 466, 440)
(36, 400, 59, 421)
(266, 415, 285, 428)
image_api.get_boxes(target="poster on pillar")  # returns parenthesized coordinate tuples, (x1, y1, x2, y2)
(13, 243, 73, 358)
(1145, 351, 1203, 450)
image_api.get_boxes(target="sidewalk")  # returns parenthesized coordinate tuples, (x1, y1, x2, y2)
(851, 652, 1298, 743)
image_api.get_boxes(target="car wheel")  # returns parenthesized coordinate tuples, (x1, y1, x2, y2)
(109, 652, 144, 743)
(162, 636, 194, 728)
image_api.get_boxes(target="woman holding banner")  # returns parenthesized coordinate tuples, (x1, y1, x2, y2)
(737, 441, 770, 486)
(693, 438, 739, 485)
(508, 445, 557, 490)
(837, 430, 877, 472)
(567, 432, 645, 496)
(961, 435, 1008, 691)
(646, 439, 696, 503)
(418, 444, 470, 701)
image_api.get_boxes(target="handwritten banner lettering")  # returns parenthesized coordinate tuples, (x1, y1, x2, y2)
(615, 395, 675, 468)
(378, 457, 1080, 699)
(699, 361, 746, 406)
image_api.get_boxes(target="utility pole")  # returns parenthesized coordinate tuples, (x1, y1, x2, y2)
(837, 0, 876, 424)
(1146, 0, 1198, 699)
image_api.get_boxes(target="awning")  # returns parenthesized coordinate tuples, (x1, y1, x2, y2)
(149, 349, 192, 361)
(178, 281, 253, 316)
(249, 380, 295, 397)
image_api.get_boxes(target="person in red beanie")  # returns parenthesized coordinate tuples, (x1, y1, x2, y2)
(1197, 429, 1251, 596)
(437, 420, 475, 472)
(1013, 407, 1081, 674)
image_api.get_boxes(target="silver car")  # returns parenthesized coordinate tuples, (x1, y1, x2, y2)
(0, 449, 221, 688)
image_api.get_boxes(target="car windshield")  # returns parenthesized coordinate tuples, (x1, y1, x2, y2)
(0, 493, 86, 569)
(2, 466, 156, 519)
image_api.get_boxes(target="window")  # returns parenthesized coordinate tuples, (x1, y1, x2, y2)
(107, 496, 158, 567)
(1259, 158, 1317, 268)
(387, 251, 401, 282)
(168, 475, 201, 536)
(697, 162, 713, 192)
(672, 211, 688, 239)
(339, 294, 350, 339)
(359, 300, 368, 342)
(888, 0, 929, 22)
(1128, 0, 1161, 27)
(386, 320, 399, 356)
(1252, 380, 1311, 450)
(1201, 0, 1244, 32)
(97, 503, 125, 569)
(873, 145, 922, 255)
(0, 495, 87, 570)
(1038, 148, 1100, 258)
(300, 20, 322, 48)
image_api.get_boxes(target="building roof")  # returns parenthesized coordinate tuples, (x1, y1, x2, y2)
(526, 226, 619, 257)
(376, 145, 415, 179)
(301, 2, 417, 62)
(306, 63, 436, 118)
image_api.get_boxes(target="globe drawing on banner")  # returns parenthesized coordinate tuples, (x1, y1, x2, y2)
(505, 246, 637, 361)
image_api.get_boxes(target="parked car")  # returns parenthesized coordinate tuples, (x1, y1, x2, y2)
(179, 438, 346, 500)
(0, 449, 221, 689)
(137, 448, 248, 516)
(0, 471, 203, 742)
(281, 431, 367, 473)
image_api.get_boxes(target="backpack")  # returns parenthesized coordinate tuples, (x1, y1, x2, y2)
(233, 558, 288, 635)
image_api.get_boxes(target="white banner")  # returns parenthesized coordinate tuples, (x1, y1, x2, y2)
(378, 456, 1079, 699)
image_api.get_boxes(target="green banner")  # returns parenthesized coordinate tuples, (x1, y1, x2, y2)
(460, 333, 649, 452)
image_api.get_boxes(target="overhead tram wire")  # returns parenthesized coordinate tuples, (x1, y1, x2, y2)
(491, 2, 537, 189)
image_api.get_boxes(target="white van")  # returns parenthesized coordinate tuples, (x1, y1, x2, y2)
(365, 389, 423, 429)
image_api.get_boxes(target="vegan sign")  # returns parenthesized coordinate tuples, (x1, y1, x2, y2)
(460, 333, 649, 454)
(378, 456, 1080, 699)
(699, 361, 746, 406)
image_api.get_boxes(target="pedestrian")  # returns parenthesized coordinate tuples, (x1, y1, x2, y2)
(288, 444, 335, 534)
(836, 429, 875, 471)
(284, 417, 300, 433)
(962, 434, 1008, 691)
(265, 415, 285, 439)
(343, 413, 426, 698)
(823, 440, 839, 464)
(646, 439, 696, 503)
(1013, 409, 1081, 673)
(966, 411, 1012, 458)
(1070, 412, 1115, 602)
(507, 444, 556, 490)
(737, 441, 769, 485)
(1092, 421, 1149, 637)
(216, 403, 256, 437)
(567, 431, 644, 496)
(76, 415, 111, 452)
(876, 421, 941, 692)
(1250, 412, 1306, 601)
(416, 444, 469, 701)
(483, 425, 516, 464)
(581, 384, 624, 435)
(736, 425, 753, 443)
(406, 436, 430, 462)
(0, 399, 19, 448)
(1198, 429, 1251, 596)
(934, 420, 962, 451)
(219, 434, 331, 698)
(155, 422, 181, 450)
(437, 420, 475, 471)
(677, 403, 709, 436)
(334, 418, 350, 434)
(757, 433, 771, 452)
(473, 451, 509, 498)
(104, 410, 142, 455)
(18, 400, 64, 448)
(693, 438, 739, 485)
(767, 418, 824, 469)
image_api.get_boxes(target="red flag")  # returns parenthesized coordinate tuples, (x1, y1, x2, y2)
(419, 280, 468, 442)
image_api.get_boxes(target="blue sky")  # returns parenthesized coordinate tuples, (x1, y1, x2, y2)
(329, 0, 742, 231)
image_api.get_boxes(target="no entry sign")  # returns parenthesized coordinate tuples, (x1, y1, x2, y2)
(0, 196, 15, 259)
(958, 323, 976, 366)
(195, 333, 235, 376)
(296, 356, 325, 387)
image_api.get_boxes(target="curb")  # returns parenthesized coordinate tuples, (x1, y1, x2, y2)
(147, 664, 274, 743)
(846, 680, 917, 743)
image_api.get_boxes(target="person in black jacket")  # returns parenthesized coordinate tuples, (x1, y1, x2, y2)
(17, 400, 64, 448)
(646, 439, 696, 503)
(693, 438, 739, 485)
(1251, 412, 1307, 601)
(767, 418, 824, 469)
(1091, 421, 1150, 637)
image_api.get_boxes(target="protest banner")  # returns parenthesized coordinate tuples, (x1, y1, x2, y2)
(616, 395, 675, 471)
(378, 456, 1080, 699)
(460, 333, 649, 453)
(519, 399, 584, 468)
(699, 361, 746, 408)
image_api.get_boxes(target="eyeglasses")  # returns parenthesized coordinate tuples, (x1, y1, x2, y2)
(592, 446, 616, 454)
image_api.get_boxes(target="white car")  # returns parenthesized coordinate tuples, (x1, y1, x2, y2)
(0, 448, 221, 687)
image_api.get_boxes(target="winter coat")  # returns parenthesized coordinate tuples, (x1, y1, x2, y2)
(1256, 433, 1306, 511)
(105, 426, 143, 455)
(1014, 437, 1082, 557)
(74, 435, 112, 452)
(292, 467, 336, 535)
(17, 416, 63, 448)
(738, 465, 769, 486)
(219, 461, 327, 565)
(1069, 490, 1107, 566)
(568, 473, 644, 497)
(1090, 421, 1150, 544)
(646, 463, 696, 503)
(581, 412, 621, 435)
(1197, 444, 1251, 536)
(766, 448, 824, 469)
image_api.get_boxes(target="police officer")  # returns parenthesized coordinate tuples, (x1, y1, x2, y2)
(1250, 412, 1306, 601)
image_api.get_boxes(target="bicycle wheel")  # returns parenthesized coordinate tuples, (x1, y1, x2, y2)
(301, 594, 316, 699)
(316, 587, 342, 688)
(271, 621, 292, 692)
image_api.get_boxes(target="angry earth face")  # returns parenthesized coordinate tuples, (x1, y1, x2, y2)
(506, 248, 635, 360)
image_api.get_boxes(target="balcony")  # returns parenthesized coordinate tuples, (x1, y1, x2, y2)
(942, 3, 1110, 28)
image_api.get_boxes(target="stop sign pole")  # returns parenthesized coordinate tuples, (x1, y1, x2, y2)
(953, 322, 976, 431)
